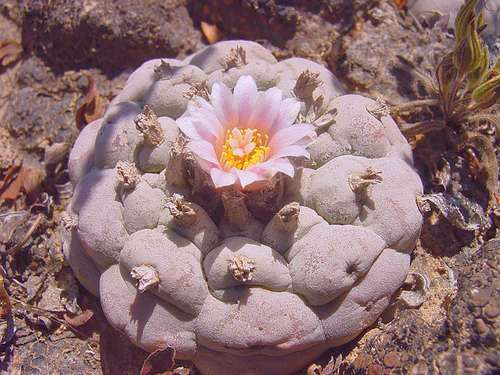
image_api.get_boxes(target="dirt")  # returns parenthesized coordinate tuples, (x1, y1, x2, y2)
(0, 0, 498, 374)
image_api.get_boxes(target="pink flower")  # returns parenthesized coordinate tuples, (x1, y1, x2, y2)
(177, 76, 316, 189)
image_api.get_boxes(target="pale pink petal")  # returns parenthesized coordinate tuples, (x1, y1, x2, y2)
(269, 98, 301, 134)
(248, 87, 282, 131)
(210, 168, 237, 188)
(195, 159, 215, 173)
(234, 76, 258, 128)
(234, 168, 267, 188)
(176, 117, 203, 140)
(254, 158, 295, 177)
(188, 119, 218, 143)
(187, 140, 220, 166)
(211, 82, 238, 127)
(269, 145, 310, 160)
(269, 123, 316, 150)
(188, 102, 223, 140)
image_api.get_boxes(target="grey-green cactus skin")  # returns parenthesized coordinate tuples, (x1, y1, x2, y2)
(62, 40, 422, 375)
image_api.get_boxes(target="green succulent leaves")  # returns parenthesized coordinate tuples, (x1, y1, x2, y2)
(438, 0, 499, 117)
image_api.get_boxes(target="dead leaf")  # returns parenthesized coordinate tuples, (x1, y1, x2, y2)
(394, 0, 407, 9)
(140, 345, 176, 375)
(0, 275, 15, 346)
(0, 211, 30, 244)
(63, 309, 94, 327)
(398, 272, 430, 308)
(417, 192, 491, 232)
(0, 39, 22, 67)
(0, 276, 11, 319)
(75, 75, 104, 131)
(461, 131, 499, 212)
(44, 142, 70, 166)
(200, 22, 221, 44)
(0, 162, 45, 201)
(0, 166, 23, 201)
(306, 356, 345, 375)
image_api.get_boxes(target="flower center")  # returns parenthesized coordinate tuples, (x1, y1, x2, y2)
(220, 128, 270, 170)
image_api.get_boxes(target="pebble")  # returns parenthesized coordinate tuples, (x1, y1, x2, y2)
(367, 363, 383, 375)
(353, 353, 373, 369)
(469, 288, 492, 307)
(410, 361, 429, 375)
(462, 354, 478, 369)
(483, 301, 499, 319)
(474, 318, 489, 335)
(383, 351, 401, 368)
(493, 279, 500, 291)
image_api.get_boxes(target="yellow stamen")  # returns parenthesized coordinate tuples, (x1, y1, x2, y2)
(220, 128, 270, 170)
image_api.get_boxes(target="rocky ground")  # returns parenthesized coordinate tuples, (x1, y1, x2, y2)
(0, 1, 498, 374)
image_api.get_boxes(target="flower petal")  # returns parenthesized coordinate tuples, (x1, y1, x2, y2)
(269, 123, 316, 150)
(270, 98, 301, 134)
(248, 87, 282, 131)
(269, 145, 310, 160)
(187, 140, 220, 167)
(234, 76, 258, 128)
(234, 168, 267, 188)
(256, 158, 295, 177)
(211, 82, 238, 127)
(176, 117, 203, 140)
(210, 168, 237, 188)
(187, 101, 223, 141)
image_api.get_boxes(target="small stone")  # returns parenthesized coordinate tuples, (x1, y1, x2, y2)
(485, 352, 500, 367)
(436, 351, 459, 375)
(483, 301, 500, 319)
(400, 352, 409, 363)
(493, 279, 500, 291)
(383, 351, 401, 368)
(353, 353, 373, 369)
(474, 318, 489, 335)
(410, 361, 429, 375)
(469, 288, 492, 307)
(462, 354, 478, 369)
(367, 363, 383, 375)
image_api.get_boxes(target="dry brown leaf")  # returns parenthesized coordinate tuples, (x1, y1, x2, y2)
(0, 165, 20, 197)
(75, 75, 105, 131)
(394, 0, 408, 9)
(0, 165, 44, 201)
(0, 276, 11, 319)
(140, 345, 175, 375)
(0, 39, 22, 67)
(63, 309, 94, 327)
(200, 21, 221, 44)
(0, 167, 23, 201)
(461, 131, 499, 211)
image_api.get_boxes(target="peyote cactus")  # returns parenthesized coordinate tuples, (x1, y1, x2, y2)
(61, 40, 423, 374)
